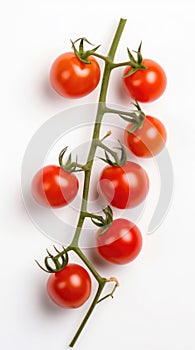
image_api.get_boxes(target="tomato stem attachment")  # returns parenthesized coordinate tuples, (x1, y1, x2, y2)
(35, 246, 68, 273)
(97, 139, 127, 166)
(81, 205, 113, 227)
(119, 100, 146, 133)
(59, 147, 89, 172)
(71, 37, 104, 64)
(123, 42, 148, 77)
(105, 100, 146, 133)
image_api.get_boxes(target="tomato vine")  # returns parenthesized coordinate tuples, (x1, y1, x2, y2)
(33, 17, 167, 348)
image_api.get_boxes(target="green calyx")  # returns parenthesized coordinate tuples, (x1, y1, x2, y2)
(71, 37, 101, 64)
(91, 205, 113, 228)
(98, 140, 127, 167)
(82, 206, 113, 236)
(119, 100, 146, 133)
(96, 206, 113, 236)
(59, 147, 87, 173)
(35, 246, 68, 273)
(123, 41, 148, 77)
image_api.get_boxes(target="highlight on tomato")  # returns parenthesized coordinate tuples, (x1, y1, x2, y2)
(122, 43, 167, 102)
(124, 115, 167, 158)
(96, 218, 142, 264)
(31, 165, 79, 208)
(50, 52, 100, 98)
(98, 161, 149, 209)
(47, 264, 92, 308)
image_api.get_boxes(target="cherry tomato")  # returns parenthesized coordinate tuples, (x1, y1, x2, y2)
(50, 52, 100, 98)
(125, 115, 167, 158)
(31, 165, 79, 208)
(123, 59, 167, 102)
(99, 161, 149, 209)
(96, 218, 142, 264)
(47, 264, 92, 308)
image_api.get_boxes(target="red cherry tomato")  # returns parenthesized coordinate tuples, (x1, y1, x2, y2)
(31, 165, 79, 208)
(99, 161, 149, 209)
(96, 218, 142, 264)
(47, 264, 92, 308)
(125, 115, 167, 158)
(123, 59, 167, 102)
(50, 52, 100, 98)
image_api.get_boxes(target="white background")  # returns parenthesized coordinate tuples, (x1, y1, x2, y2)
(1, 1, 195, 349)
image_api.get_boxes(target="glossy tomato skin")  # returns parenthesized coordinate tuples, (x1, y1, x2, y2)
(31, 165, 79, 208)
(50, 52, 100, 98)
(123, 59, 167, 102)
(99, 161, 149, 209)
(125, 115, 167, 158)
(47, 264, 92, 308)
(96, 219, 142, 264)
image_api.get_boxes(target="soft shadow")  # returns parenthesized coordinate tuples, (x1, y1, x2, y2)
(42, 76, 61, 101)
(86, 247, 114, 273)
(37, 281, 73, 318)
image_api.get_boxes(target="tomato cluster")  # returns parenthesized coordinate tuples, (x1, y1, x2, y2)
(32, 32, 167, 323)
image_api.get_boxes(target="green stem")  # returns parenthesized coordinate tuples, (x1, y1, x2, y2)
(69, 247, 105, 282)
(96, 139, 120, 163)
(68, 18, 127, 347)
(112, 60, 130, 68)
(70, 162, 89, 171)
(82, 211, 105, 223)
(97, 283, 118, 304)
(69, 282, 106, 348)
(90, 52, 110, 62)
(105, 106, 135, 117)
(108, 18, 127, 59)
